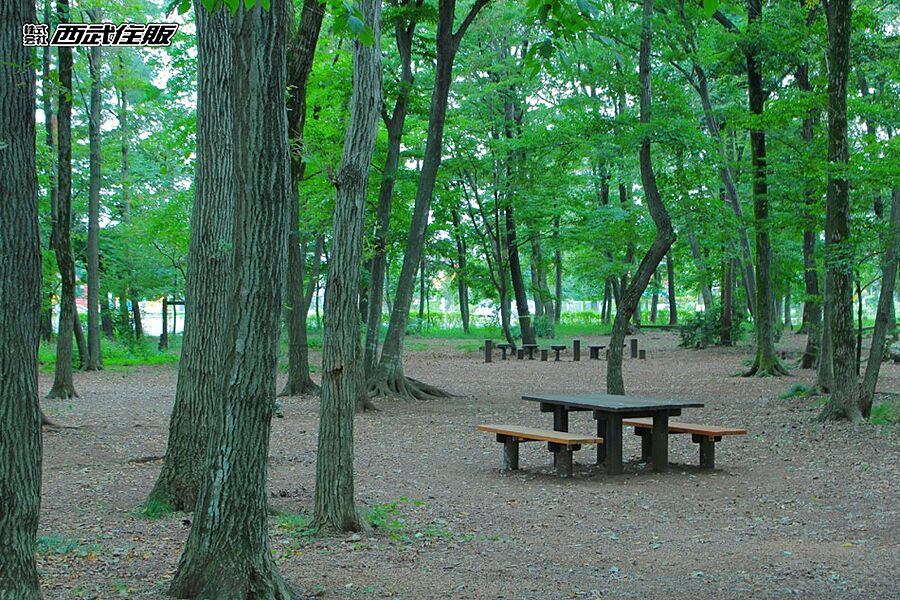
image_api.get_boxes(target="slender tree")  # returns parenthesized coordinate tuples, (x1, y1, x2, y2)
(281, 0, 326, 396)
(818, 0, 858, 421)
(148, 1, 234, 511)
(369, 0, 490, 400)
(314, 0, 382, 532)
(607, 0, 676, 394)
(48, 0, 79, 399)
(0, 0, 43, 596)
(85, 24, 103, 371)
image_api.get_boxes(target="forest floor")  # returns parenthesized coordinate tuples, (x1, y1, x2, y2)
(38, 330, 899, 599)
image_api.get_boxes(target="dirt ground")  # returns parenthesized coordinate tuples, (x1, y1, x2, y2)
(37, 331, 899, 599)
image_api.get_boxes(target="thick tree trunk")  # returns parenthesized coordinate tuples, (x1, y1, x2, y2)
(743, 0, 787, 377)
(797, 64, 822, 362)
(369, 0, 488, 400)
(607, 0, 676, 395)
(168, 2, 293, 597)
(85, 41, 103, 370)
(818, 0, 857, 420)
(363, 4, 420, 377)
(48, 0, 78, 399)
(281, 0, 326, 397)
(148, 3, 234, 512)
(0, 1, 44, 595)
(666, 250, 677, 325)
(314, 0, 381, 531)
(506, 207, 535, 344)
(531, 234, 554, 323)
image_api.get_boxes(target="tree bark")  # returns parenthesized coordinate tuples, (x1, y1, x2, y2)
(686, 227, 714, 310)
(315, 0, 382, 530)
(85, 39, 103, 370)
(607, 0, 676, 395)
(41, 0, 57, 345)
(818, 0, 857, 420)
(132, 298, 143, 338)
(506, 206, 535, 344)
(553, 215, 562, 323)
(168, 2, 293, 597)
(148, 2, 234, 512)
(363, 0, 421, 377)
(450, 206, 470, 332)
(666, 250, 677, 325)
(369, 0, 489, 400)
(48, 0, 78, 399)
(281, 0, 326, 396)
(721, 258, 735, 345)
(0, 1, 44, 595)
(650, 268, 659, 323)
(743, 0, 787, 377)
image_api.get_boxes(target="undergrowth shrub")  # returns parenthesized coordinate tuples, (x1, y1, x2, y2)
(679, 303, 744, 349)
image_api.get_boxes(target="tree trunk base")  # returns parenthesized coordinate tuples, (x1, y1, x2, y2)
(278, 377, 319, 397)
(742, 355, 790, 377)
(816, 394, 864, 423)
(46, 382, 79, 399)
(169, 555, 295, 600)
(147, 474, 198, 513)
(367, 374, 452, 401)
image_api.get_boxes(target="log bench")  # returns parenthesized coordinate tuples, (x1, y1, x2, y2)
(477, 424, 603, 478)
(623, 418, 747, 470)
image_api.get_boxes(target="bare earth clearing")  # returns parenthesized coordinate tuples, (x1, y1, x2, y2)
(38, 332, 899, 599)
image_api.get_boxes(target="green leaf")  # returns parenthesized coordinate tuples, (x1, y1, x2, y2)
(702, 0, 718, 17)
(576, 0, 600, 18)
(260, 0, 270, 9)
(347, 14, 364, 35)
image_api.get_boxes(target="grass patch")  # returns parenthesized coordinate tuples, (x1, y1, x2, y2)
(131, 500, 176, 520)
(39, 336, 179, 372)
(870, 399, 900, 426)
(779, 383, 816, 400)
(36, 535, 101, 558)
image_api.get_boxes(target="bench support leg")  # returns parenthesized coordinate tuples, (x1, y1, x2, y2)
(638, 429, 652, 463)
(596, 418, 607, 465)
(651, 413, 669, 472)
(694, 435, 716, 470)
(605, 414, 623, 474)
(503, 441, 519, 471)
(556, 448, 573, 478)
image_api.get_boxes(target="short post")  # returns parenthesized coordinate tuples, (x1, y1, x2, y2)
(540, 349, 549, 361)
(484, 339, 493, 363)
(651, 413, 669, 473)
(503, 441, 520, 470)
(695, 434, 716, 470)
(639, 349, 646, 360)
(552, 444, 574, 478)
(159, 297, 169, 351)
(499, 345, 508, 360)
(573, 340, 581, 361)
(516, 348, 524, 360)
(630, 338, 638, 359)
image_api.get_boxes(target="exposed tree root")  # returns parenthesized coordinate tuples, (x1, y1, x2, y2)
(816, 396, 864, 423)
(742, 356, 790, 377)
(277, 378, 319, 397)
(367, 374, 453, 401)
(169, 556, 296, 600)
(46, 383, 79, 400)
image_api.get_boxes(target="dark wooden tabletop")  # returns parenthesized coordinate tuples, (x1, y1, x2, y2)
(522, 393, 704, 413)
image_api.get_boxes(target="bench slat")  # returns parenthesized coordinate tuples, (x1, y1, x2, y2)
(477, 424, 603, 445)
(623, 417, 747, 436)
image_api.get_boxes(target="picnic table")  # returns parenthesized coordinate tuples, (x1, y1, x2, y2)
(522, 393, 704, 474)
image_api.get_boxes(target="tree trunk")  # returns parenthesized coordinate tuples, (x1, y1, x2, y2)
(450, 207, 470, 332)
(721, 258, 734, 346)
(418, 252, 427, 326)
(85, 39, 103, 370)
(168, 2, 293, 597)
(40, 1, 57, 346)
(160, 297, 169, 350)
(686, 227, 714, 310)
(553, 215, 562, 323)
(363, 3, 420, 377)
(281, 0, 326, 397)
(743, 0, 787, 377)
(0, 1, 44, 594)
(650, 268, 659, 323)
(369, 0, 488, 400)
(280, 233, 323, 396)
(532, 234, 554, 324)
(314, 0, 381, 531)
(148, 3, 235, 512)
(100, 277, 115, 340)
(48, 0, 78, 399)
(607, 0, 676, 395)
(506, 206, 535, 344)
(818, 0, 856, 420)
(784, 286, 792, 330)
(666, 250, 677, 325)
(132, 298, 143, 337)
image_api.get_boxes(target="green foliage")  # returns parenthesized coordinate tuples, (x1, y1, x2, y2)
(38, 337, 179, 372)
(131, 500, 176, 520)
(678, 304, 744, 349)
(277, 512, 316, 537)
(35, 535, 101, 558)
(778, 383, 815, 400)
(532, 314, 556, 338)
(869, 400, 899, 426)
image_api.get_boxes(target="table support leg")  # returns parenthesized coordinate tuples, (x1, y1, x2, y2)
(503, 441, 519, 470)
(596, 418, 607, 465)
(552, 407, 568, 468)
(651, 413, 669, 473)
(696, 435, 715, 470)
(605, 414, 623, 474)
(639, 430, 652, 463)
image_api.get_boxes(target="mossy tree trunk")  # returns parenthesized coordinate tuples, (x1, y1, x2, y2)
(85, 36, 103, 371)
(149, 2, 234, 512)
(0, 0, 44, 594)
(168, 2, 293, 597)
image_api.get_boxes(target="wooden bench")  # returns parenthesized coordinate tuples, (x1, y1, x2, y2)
(477, 424, 603, 478)
(522, 344, 539, 360)
(588, 344, 605, 360)
(496, 343, 513, 360)
(550, 345, 567, 361)
(623, 418, 747, 470)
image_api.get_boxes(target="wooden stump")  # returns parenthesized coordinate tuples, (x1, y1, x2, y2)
(573, 340, 581, 361)
(639, 349, 646, 360)
(484, 339, 493, 363)
(630, 338, 638, 359)
(540, 349, 549, 361)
